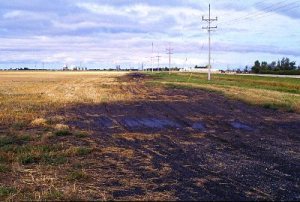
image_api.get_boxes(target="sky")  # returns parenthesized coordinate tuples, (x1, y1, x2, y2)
(0, 0, 300, 70)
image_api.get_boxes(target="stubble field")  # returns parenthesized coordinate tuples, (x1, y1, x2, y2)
(0, 71, 299, 201)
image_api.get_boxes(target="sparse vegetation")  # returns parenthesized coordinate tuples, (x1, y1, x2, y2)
(0, 164, 10, 173)
(0, 186, 16, 198)
(54, 129, 72, 137)
(67, 170, 88, 181)
(75, 131, 90, 138)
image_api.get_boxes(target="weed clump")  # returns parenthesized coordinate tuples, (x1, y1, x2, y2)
(31, 118, 48, 127)
(67, 170, 88, 181)
(0, 135, 31, 147)
(54, 124, 72, 136)
(54, 130, 72, 137)
(65, 147, 93, 157)
(0, 164, 10, 173)
(0, 186, 16, 197)
(75, 131, 89, 138)
(18, 154, 40, 165)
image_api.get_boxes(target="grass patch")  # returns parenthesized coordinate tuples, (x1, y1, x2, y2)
(44, 188, 64, 200)
(151, 72, 300, 94)
(0, 186, 16, 197)
(1, 144, 66, 165)
(0, 164, 10, 173)
(0, 135, 31, 147)
(76, 147, 93, 156)
(149, 72, 300, 113)
(263, 103, 279, 110)
(65, 146, 93, 156)
(54, 130, 72, 137)
(18, 154, 40, 165)
(75, 131, 89, 138)
(41, 154, 68, 165)
(18, 152, 68, 165)
(11, 121, 28, 130)
(0, 136, 14, 147)
(67, 170, 88, 182)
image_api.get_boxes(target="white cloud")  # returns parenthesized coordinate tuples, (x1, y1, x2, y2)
(0, 0, 300, 69)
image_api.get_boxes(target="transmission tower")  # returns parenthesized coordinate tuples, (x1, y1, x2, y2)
(202, 4, 218, 81)
(166, 45, 174, 74)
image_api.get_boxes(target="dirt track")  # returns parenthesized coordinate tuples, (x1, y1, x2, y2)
(55, 73, 300, 200)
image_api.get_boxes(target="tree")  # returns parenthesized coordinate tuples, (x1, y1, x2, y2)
(269, 61, 276, 70)
(261, 61, 268, 70)
(276, 60, 281, 70)
(281, 57, 290, 70)
(289, 61, 296, 70)
(252, 60, 261, 73)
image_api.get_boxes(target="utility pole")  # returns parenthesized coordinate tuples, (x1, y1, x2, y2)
(202, 4, 218, 81)
(184, 57, 187, 71)
(151, 42, 154, 72)
(156, 53, 161, 71)
(166, 44, 174, 74)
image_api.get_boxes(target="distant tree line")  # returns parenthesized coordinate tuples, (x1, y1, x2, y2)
(251, 57, 300, 75)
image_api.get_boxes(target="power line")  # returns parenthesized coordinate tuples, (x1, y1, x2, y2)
(219, 1, 300, 26)
(202, 4, 218, 81)
(219, 1, 287, 25)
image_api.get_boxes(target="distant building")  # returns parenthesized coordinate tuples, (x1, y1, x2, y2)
(62, 65, 69, 71)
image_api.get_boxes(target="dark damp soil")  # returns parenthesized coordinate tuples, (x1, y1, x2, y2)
(50, 73, 300, 201)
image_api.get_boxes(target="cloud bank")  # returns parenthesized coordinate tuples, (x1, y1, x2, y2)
(0, 0, 299, 69)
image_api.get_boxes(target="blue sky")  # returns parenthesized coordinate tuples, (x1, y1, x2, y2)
(0, 0, 300, 69)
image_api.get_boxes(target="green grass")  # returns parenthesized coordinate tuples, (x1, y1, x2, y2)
(75, 131, 90, 138)
(0, 164, 10, 173)
(54, 130, 72, 137)
(16, 145, 68, 165)
(67, 170, 88, 181)
(0, 186, 16, 197)
(11, 121, 28, 130)
(151, 72, 300, 94)
(148, 72, 300, 113)
(0, 144, 68, 165)
(44, 188, 64, 200)
(76, 147, 93, 156)
(0, 135, 31, 147)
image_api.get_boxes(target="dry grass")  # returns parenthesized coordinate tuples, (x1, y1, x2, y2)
(170, 82, 300, 112)
(1, 71, 298, 200)
(0, 71, 131, 125)
(113, 133, 161, 141)
(101, 147, 135, 158)
(0, 71, 137, 200)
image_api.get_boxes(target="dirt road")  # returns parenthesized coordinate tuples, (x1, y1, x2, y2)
(53, 73, 300, 200)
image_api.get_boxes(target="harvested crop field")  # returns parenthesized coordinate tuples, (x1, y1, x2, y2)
(0, 72, 299, 200)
